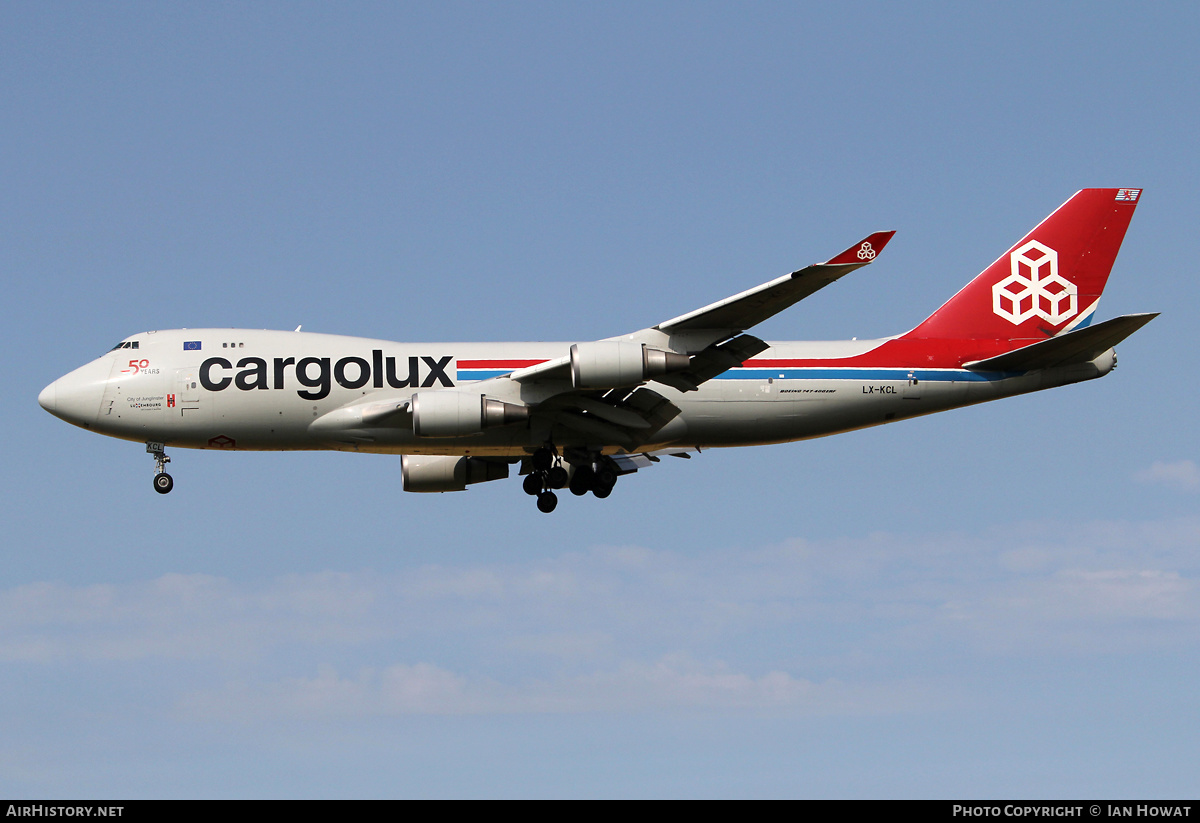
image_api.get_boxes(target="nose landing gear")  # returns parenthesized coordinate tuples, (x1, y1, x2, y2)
(147, 442, 173, 494)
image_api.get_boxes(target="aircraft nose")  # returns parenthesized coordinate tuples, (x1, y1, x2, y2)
(38, 360, 110, 428)
(38, 381, 56, 413)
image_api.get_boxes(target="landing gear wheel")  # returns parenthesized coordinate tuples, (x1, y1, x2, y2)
(146, 443, 172, 496)
(532, 448, 554, 472)
(546, 466, 569, 489)
(536, 491, 558, 513)
(569, 466, 594, 496)
(522, 473, 544, 496)
(591, 467, 616, 499)
(147, 442, 173, 495)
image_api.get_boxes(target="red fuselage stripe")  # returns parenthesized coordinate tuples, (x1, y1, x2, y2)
(457, 360, 548, 369)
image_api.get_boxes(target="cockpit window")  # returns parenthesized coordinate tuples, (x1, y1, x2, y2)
(109, 341, 139, 351)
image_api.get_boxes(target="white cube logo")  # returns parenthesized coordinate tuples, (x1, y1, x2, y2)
(992, 240, 1077, 325)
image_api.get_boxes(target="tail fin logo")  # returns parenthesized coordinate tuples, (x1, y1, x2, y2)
(856, 241, 877, 260)
(991, 240, 1077, 326)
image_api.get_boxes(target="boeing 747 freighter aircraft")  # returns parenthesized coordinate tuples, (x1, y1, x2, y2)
(40, 189, 1155, 512)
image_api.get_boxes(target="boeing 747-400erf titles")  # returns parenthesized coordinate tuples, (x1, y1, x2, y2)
(39, 188, 1156, 513)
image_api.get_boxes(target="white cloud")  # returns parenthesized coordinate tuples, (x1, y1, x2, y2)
(1043, 568, 1193, 619)
(0, 571, 385, 662)
(1135, 460, 1200, 492)
(178, 653, 936, 719)
(973, 568, 1196, 634)
(3, 516, 1199, 711)
(503, 631, 615, 659)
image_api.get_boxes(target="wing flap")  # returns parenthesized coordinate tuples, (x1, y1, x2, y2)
(545, 409, 639, 449)
(567, 395, 653, 429)
(610, 453, 656, 473)
(537, 386, 682, 448)
(654, 334, 769, 392)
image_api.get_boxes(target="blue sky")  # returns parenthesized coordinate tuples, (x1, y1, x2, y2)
(2, 2, 1198, 797)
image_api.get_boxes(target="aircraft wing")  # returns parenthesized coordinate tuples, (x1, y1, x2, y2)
(653, 231, 895, 338)
(313, 231, 894, 453)
(505, 230, 895, 390)
(491, 231, 897, 446)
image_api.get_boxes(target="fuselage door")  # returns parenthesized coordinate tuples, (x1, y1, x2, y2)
(174, 368, 209, 422)
(903, 371, 922, 400)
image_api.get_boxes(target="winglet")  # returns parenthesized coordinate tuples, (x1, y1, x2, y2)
(824, 231, 896, 266)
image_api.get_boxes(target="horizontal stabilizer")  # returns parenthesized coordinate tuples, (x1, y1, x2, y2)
(964, 313, 1158, 372)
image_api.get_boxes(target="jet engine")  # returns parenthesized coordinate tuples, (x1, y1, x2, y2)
(410, 391, 529, 438)
(401, 454, 509, 492)
(570, 342, 689, 388)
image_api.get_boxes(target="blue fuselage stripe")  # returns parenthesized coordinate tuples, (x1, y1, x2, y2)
(457, 370, 512, 380)
(717, 368, 1013, 382)
(458, 367, 1017, 383)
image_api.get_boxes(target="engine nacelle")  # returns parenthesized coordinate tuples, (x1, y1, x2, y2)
(570, 342, 689, 388)
(411, 391, 529, 438)
(401, 454, 509, 492)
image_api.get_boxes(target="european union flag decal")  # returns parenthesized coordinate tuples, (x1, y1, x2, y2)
(183, 341, 202, 351)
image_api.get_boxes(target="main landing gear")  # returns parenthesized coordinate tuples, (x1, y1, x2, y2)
(147, 442, 173, 494)
(522, 447, 564, 513)
(522, 447, 618, 513)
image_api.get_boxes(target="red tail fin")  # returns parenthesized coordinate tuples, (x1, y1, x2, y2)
(905, 188, 1141, 341)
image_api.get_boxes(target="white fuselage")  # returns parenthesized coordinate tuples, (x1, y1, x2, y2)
(40, 328, 1114, 456)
